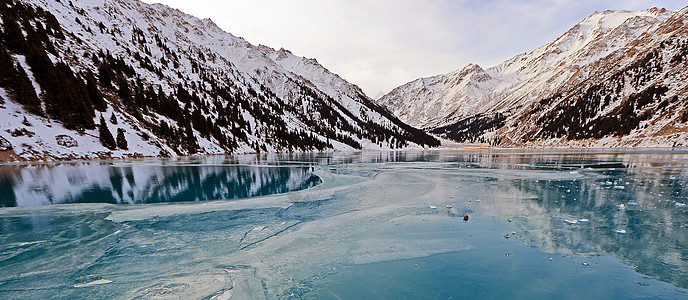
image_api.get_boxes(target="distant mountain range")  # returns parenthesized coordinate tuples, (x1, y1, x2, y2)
(0, 0, 438, 161)
(378, 6, 688, 148)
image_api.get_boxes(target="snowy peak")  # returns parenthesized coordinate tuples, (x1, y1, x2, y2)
(446, 64, 492, 84)
(378, 63, 500, 129)
(274, 48, 293, 61)
(578, 7, 666, 32)
(495, 8, 672, 78)
(550, 8, 670, 57)
(438, 64, 496, 94)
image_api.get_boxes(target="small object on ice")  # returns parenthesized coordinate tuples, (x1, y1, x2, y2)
(675, 202, 687, 208)
(564, 219, 578, 225)
(463, 215, 469, 221)
(582, 262, 589, 266)
(627, 202, 639, 207)
(578, 218, 589, 223)
(429, 205, 437, 209)
(615, 229, 627, 234)
(88, 279, 112, 285)
(617, 204, 626, 211)
(504, 234, 511, 239)
(74, 279, 113, 287)
(511, 231, 517, 235)
(549, 257, 554, 261)
(508, 218, 513, 222)
(446, 204, 452, 209)
(476, 199, 481, 202)
(505, 253, 510, 257)
(614, 186, 626, 190)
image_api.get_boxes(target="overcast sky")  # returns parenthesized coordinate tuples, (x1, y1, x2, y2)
(141, 0, 686, 98)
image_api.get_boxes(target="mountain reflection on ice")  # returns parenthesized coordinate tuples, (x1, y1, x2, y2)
(1, 150, 688, 299)
(506, 164, 688, 289)
(0, 158, 320, 207)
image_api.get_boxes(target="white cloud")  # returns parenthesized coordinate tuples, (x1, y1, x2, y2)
(141, 0, 687, 97)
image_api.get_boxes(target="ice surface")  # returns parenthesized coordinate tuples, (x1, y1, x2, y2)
(1, 150, 688, 299)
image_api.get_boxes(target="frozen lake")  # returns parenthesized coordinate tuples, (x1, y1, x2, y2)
(1, 150, 688, 299)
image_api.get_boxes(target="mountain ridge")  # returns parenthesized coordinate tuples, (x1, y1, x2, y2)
(378, 7, 674, 128)
(0, 0, 438, 162)
(378, 6, 688, 148)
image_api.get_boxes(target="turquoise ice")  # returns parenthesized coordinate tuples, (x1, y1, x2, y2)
(1, 150, 687, 299)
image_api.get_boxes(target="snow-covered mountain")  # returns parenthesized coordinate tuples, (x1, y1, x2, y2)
(377, 63, 500, 130)
(0, 0, 438, 162)
(379, 6, 688, 148)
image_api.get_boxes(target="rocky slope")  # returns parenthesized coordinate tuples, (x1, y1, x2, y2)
(379, 7, 688, 148)
(0, 0, 438, 162)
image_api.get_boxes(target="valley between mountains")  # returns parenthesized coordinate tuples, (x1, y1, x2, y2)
(1, 0, 688, 162)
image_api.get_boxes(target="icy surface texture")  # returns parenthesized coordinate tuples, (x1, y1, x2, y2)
(1, 150, 688, 299)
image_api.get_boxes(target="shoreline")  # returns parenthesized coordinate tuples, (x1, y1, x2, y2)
(2, 145, 688, 165)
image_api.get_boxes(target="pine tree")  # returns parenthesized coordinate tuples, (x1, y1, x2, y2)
(116, 128, 128, 150)
(13, 63, 43, 115)
(98, 63, 113, 87)
(24, 42, 95, 130)
(0, 47, 13, 84)
(99, 115, 116, 150)
(183, 122, 198, 154)
(42, 9, 64, 39)
(52, 62, 96, 130)
(110, 113, 118, 124)
(117, 76, 132, 103)
(2, 12, 28, 53)
(85, 70, 106, 111)
(0, 47, 42, 115)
